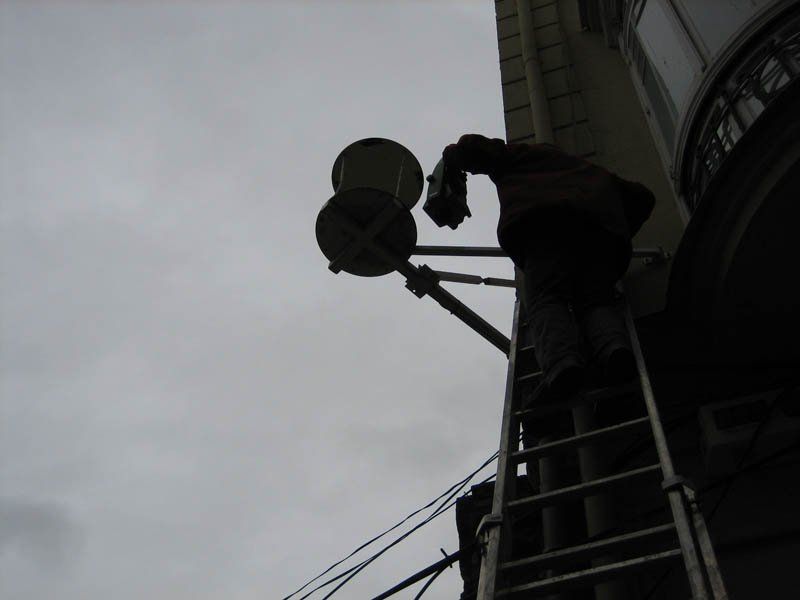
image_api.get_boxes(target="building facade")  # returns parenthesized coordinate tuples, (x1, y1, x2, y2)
(455, 1, 800, 598)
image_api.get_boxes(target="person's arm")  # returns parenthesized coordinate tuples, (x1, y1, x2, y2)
(442, 134, 508, 176)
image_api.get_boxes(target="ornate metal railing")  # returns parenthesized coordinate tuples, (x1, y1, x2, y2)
(683, 10, 800, 213)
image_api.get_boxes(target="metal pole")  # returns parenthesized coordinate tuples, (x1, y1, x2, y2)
(413, 245, 669, 261)
(517, 0, 555, 144)
(538, 437, 574, 600)
(413, 245, 508, 257)
(573, 404, 629, 600)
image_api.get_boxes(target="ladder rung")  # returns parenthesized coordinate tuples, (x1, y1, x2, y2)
(507, 464, 661, 511)
(510, 416, 651, 464)
(514, 381, 640, 419)
(500, 523, 676, 573)
(496, 549, 682, 597)
(517, 345, 539, 370)
(586, 381, 641, 402)
(516, 370, 543, 384)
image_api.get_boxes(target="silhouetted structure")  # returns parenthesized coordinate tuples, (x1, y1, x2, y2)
(455, 2, 800, 599)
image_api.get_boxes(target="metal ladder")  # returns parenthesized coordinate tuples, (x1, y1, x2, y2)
(475, 296, 729, 599)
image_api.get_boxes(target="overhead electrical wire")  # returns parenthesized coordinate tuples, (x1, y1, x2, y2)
(313, 468, 499, 599)
(412, 566, 446, 600)
(370, 545, 470, 600)
(365, 391, 799, 600)
(350, 384, 798, 600)
(292, 383, 789, 599)
(282, 449, 500, 600)
(306, 471, 498, 600)
(316, 490, 463, 599)
(290, 500, 458, 600)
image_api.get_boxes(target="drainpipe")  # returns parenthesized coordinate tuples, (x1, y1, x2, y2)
(537, 433, 575, 600)
(573, 405, 629, 600)
(516, 0, 554, 144)
(517, 3, 564, 597)
(517, 4, 627, 599)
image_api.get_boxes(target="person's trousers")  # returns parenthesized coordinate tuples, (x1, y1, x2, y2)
(520, 219, 631, 386)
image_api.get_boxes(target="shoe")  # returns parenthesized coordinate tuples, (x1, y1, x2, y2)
(602, 345, 637, 385)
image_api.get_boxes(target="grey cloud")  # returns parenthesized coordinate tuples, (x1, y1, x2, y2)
(1, 2, 507, 598)
(0, 498, 82, 568)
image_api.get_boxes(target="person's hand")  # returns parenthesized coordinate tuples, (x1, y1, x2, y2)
(442, 144, 458, 168)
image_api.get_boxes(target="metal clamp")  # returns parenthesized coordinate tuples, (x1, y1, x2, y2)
(663, 476, 704, 512)
(406, 265, 439, 298)
(405, 264, 440, 298)
(634, 246, 672, 266)
(440, 548, 454, 568)
(661, 475, 692, 493)
(475, 513, 503, 539)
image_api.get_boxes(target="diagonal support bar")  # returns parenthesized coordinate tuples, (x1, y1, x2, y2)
(408, 265, 511, 355)
(325, 203, 510, 355)
(433, 270, 517, 288)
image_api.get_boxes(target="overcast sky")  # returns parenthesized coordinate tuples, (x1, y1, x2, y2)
(0, 2, 516, 598)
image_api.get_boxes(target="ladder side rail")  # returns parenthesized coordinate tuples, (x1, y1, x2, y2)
(621, 301, 678, 479)
(476, 300, 523, 599)
(623, 301, 727, 600)
(686, 486, 731, 599)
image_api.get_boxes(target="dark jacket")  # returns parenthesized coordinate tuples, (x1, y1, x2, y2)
(443, 134, 655, 266)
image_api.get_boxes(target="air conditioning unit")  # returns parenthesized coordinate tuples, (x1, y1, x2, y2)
(698, 386, 800, 476)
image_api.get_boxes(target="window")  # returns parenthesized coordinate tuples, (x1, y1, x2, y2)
(677, 0, 772, 57)
(636, 0, 700, 111)
(641, 55, 678, 150)
(629, 27, 678, 151)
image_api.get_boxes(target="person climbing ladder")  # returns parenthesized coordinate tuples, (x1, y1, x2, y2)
(439, 133, 656, 406)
